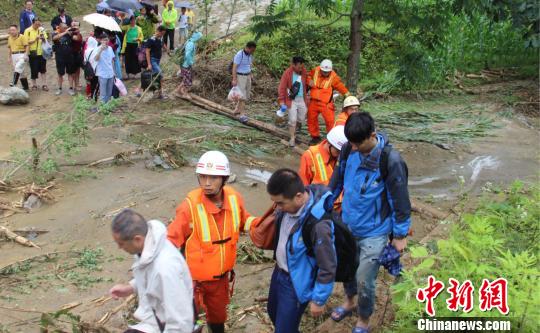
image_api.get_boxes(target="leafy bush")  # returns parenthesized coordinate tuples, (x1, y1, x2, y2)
(391, 181, 540, 332)
(254, 22, 350, 76)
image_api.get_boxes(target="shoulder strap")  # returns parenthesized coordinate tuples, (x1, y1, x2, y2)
(379, 145, 408, 181)
(338, 142, 353, 179)
(379, 145, 391, 180)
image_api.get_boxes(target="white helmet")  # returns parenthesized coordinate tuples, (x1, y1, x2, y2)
(196, 151, 231, 176)
(327, 126, 347, 151)
(343, 96, 360, 108)
(320, 59, 333, 72)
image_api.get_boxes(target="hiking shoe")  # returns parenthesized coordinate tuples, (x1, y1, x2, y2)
(68, 88, 76, 96)
(55, 89, 62, 96)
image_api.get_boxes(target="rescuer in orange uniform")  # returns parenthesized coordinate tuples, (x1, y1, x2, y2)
(307, 59, 350, 144)
(334, 95, 361, 127)
(167, 151, 257, 333)
(298, 125, 347, 186)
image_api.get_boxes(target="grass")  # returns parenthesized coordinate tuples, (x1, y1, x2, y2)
(362, 97, 501, 144)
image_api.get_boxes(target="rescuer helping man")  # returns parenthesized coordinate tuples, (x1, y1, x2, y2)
(167, 151, 257, 333)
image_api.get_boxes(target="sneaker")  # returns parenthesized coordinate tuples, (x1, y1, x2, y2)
(68, 88, 75, 96)
(55, 89, 62, 96)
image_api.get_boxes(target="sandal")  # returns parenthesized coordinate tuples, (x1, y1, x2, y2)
(31, 86, 38, 91)
(331, 306, 353, 322)
(41, 85, 49, 91)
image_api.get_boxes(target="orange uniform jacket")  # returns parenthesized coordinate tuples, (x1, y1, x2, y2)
(334, 112, 349, 127)
(307, 66, 349, 104)
(167, 186, 256, 281)
(298, 140, 337, 186)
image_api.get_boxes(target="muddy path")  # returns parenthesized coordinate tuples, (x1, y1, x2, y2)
(1, 3, 539, 333)
(1, 80, 538, 332)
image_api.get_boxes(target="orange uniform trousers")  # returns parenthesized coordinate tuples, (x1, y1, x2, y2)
(194, 273, 232, 324)
(308, 100, 335, 138)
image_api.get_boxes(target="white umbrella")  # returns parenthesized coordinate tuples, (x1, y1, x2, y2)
(83, 13, 122, 32)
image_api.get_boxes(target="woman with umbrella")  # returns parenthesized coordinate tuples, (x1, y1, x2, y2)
(121, 15, 143, 79)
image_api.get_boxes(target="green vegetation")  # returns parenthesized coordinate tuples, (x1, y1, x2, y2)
(0, 0, 96, 28)
(391, 181, 540, 332)
(246, 0, 539, 92)
(363, 97, 501, 144)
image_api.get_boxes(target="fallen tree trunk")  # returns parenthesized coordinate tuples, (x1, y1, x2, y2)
(0, 226, 40, 248)
(411, 198, 449, 221)
(186, 94, 310, 145)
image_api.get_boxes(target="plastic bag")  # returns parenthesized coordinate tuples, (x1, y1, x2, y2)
(227, 86, 245, 102)
(14, 58, 26, 74)
(42, 40, 53, 60)
(114, 78, 128, 96)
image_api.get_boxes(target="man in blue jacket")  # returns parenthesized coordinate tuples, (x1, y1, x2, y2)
(19, 0, 36, 34)
(327, 112, 411, 333)
(266, 169, 337, 333)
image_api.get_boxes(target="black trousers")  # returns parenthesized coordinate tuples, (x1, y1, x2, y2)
(164, 28, 175, 50)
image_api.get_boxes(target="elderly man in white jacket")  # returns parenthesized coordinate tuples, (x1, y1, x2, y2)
(109, 209, 194, 333)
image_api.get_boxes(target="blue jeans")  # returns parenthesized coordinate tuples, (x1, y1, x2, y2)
(98, 76, 114, 103)
(343, 234, 388, 320)
(150, 57, 161, 75)
(267, 268, 308, 333)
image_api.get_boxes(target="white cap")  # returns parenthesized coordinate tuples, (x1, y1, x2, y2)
(196, 151, 231, 176)
(276, 109, 286, 118)
(327, 126, 347, 151)
(320, 59, 333, 72)
(343, 96, 360, 108)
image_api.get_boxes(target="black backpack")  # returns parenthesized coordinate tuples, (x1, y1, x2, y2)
(83, 49, 96, 80)
(302, 209, 358, 283)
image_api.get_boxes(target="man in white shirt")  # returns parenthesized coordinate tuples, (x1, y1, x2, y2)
(109, 209, 194, 333)
(178, 7, 189, 46)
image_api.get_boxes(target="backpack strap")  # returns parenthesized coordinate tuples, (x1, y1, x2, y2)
(379, 145, 391, 180)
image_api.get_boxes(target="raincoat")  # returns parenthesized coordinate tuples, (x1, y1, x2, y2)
(162, 1, 178, 30)
(182, 32, 202, 68)
(129, 220, 194, 333)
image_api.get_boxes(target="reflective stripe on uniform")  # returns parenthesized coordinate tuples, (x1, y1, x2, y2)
(228, 195, 240, 233)
(244, 216, 256, 231)
(196, 203, 211, 243)
(313, 68, 335, 89)
(315, 151, 328, 182)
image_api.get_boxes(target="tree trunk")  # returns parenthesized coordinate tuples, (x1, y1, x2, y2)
(346, 0, 364, 93)
(226, 0, 238, 35)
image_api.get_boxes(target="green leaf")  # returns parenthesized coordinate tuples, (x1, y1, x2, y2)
(410, 246, 429, 258)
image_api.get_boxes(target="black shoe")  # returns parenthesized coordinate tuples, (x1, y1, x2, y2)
(310, 136, 321, 145)
(208, 323, 225, 333)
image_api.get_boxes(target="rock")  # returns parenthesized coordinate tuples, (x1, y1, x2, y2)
(145, 155, 172, 170)
(23, 194, 42, 211)
(0, 86, 29, 105)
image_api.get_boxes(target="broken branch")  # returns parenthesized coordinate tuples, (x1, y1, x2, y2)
(0, 226, 40, 248)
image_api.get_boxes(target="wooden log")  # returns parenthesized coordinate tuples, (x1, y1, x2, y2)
(187, 94, 311, 145)
(0, 226, 41, 249)
(0, 34, 8, 41)
(411, 198, 449, 221)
